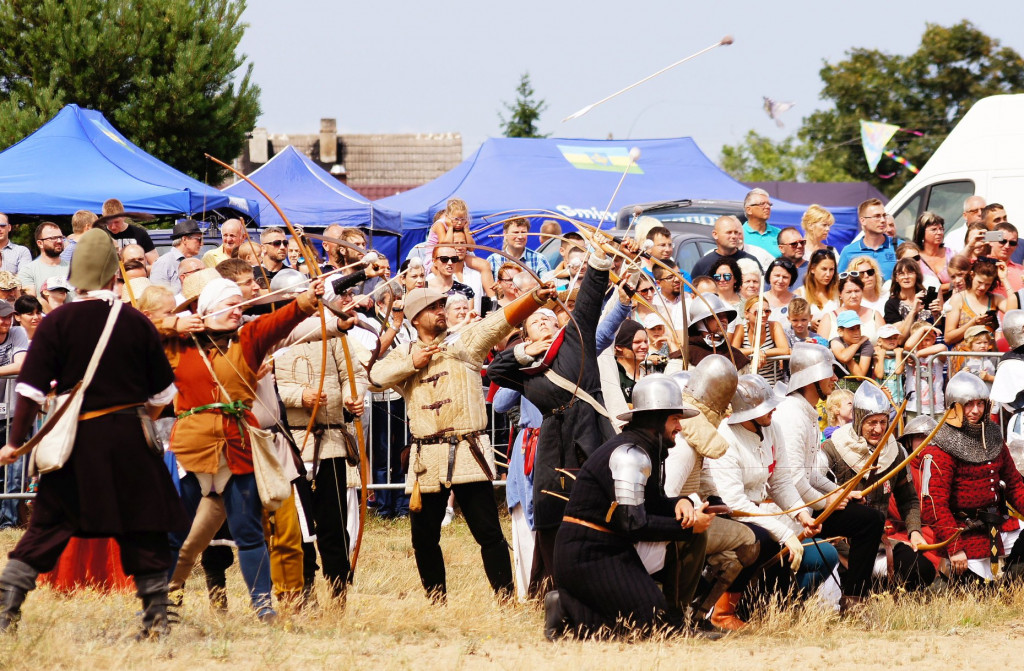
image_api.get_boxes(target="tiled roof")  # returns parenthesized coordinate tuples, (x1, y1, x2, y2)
(236, 131, 462, 196)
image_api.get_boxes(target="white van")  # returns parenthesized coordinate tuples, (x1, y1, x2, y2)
(887, 94, 1024, 244)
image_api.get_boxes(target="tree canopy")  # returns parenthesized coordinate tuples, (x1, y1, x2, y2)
(499, 72, 548, 138)
(0, 0, 261, 181)
(721, 21, 1024, 196)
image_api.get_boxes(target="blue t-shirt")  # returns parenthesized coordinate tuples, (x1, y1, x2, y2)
(743, 222, 782, 258)
(837, 237, 897, 280)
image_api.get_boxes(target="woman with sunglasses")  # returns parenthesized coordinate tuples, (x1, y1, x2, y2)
(731, 296, 789, 383)
(801, 205, 835, 261)
(797, 249, 839, 335)
(826, 275, 883, 342)
(763, 257, 798, 330)
(710, 258, 743, 312)
(914, 212, 955, 295)
(885, 258, 942, 344)
(846, 256, 886, 314)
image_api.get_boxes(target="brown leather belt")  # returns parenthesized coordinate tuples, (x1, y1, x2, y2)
(79, 403, 144, 421)
(564, 516, 613, 534)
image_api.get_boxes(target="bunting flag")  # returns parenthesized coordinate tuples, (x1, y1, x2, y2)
(859, 120, 901, 172)
(883, 150, 920, 174)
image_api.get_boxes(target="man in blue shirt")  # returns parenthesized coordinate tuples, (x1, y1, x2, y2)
(742, 189, 781, 258)
(838, 199, 897, 280)
(487, 217, 551, 280)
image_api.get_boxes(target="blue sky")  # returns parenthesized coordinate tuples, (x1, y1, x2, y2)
(238, 1, 1024, 162)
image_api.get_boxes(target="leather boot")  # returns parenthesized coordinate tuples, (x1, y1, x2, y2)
(839, 594, 866, 616)
(0, 559, 37, 633)
(709, 592, 746, 631)
(135, 572, 173, 640)
(543, 590, 567, 641)
(205, 571, 228, 611)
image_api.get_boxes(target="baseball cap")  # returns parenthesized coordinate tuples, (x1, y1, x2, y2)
(836, 310, 861, 329)
(876, 324, 901, 339)
(0, 301, 15, 317)
(42, 275, 73, 293)
(965, 324, 993, 340)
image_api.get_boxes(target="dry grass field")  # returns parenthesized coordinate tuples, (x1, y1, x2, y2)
(1, 513, 1024, 670)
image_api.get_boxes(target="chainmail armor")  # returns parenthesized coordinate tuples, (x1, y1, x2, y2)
(934, 420, 1003, 464)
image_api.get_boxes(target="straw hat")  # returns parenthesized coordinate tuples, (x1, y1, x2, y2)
(174, 267, 222, 313)
(121, 277, 152, 303)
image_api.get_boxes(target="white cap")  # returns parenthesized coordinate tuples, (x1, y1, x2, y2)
(876, 324, 901, 339)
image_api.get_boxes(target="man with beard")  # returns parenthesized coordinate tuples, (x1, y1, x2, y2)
(921, 371, 1024, 583)
(18, 222, 68, 296)
(254, 227, 288, 290)
(371, 279, 557, 603)
(544, 374, 715, 639)
(821, 383, 935, 592)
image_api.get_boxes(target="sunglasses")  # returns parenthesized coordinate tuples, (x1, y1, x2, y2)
(839, 269, 874, 279)
(435, 255, 459, 264)
(995, 238, 1019, 247)
(781, 239, 807, 247)
(638, 287, 656, 295)
(264, 239, 287, 248)
(712, 273, 734, 282)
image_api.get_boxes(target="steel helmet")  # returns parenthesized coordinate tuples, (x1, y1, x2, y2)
(670, 371, 692, 394)
(727, 374, 783, 424)
(898, 415, 938, 447)
(683, 354, 738, 415)
(852, 383, 891, 435)
(945, 371, 989, 409)
(687, 292, 737, 336)
(787, 342, 840, 392)
(617, 374, 698, 422)
(1004, 309, 1024, 350)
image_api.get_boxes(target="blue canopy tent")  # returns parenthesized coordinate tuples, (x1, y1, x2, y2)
(0, 104, 258, 219)
(221, 146, 402, 242)
(378, 137, 859, 262)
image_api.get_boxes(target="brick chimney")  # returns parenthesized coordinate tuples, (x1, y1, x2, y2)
(319, 118, 337, 163)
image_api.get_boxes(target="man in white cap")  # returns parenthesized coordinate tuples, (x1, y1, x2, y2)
(371, 276, 556, 603)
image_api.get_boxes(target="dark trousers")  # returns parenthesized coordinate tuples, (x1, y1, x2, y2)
(883, 541, 936, 592)
(371, 397, 409, 518)
(410, 480, 512, 599)
(820, 502, 885, 597)
(309, 457, 351, 590)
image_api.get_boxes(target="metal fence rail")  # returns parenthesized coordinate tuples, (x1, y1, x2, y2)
(0, 349, 1011, 505)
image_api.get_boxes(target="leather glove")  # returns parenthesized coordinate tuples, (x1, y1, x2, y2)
(783, 534, 805, 572)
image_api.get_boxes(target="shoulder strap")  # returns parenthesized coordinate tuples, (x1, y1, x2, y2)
(542, 368, 613, 421)
(81, 300, 122, 392)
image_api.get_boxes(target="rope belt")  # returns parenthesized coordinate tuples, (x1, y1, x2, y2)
(79, 403, 144, 421)
(176, 400, 250, 421)
(563, 516, 613, 534)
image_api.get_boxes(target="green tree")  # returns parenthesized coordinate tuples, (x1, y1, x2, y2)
(499, 72, 548, 138)
(0, 0, 260, 181)
(720, 130, 855, 183)
(801, 21, 1024, 196)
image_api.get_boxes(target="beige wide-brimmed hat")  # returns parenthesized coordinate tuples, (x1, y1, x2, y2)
(174, 267, 222, 313)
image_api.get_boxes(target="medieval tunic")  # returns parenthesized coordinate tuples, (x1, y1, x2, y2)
(8, 300, 185, 572)
(487, 255, 616, 530)
(822, 425, 935, 589)
(554, 428, 696, 634)
(371, 305, 515, 493)
(166, 295, 316, 479)
(920, 421, 1024, 561)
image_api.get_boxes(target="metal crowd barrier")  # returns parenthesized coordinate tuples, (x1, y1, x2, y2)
(0, 349, 1010, 506)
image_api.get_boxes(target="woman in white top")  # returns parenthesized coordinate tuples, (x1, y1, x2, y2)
(827, 274, 884, 342)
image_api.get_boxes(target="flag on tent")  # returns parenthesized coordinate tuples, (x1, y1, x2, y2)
(859, 120, 901, 172)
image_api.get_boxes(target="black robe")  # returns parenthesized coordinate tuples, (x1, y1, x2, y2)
(553, 427, 694, 634)
(487, 264, 615, 530)
(11, 300, 186, 535)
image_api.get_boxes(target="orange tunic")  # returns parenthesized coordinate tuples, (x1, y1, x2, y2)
(167, 296, 316, 475)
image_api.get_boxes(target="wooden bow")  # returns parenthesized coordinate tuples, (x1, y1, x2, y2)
(206, 153, 370, 579)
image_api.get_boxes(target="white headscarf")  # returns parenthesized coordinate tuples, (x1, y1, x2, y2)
(197, 278, 243, 317)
